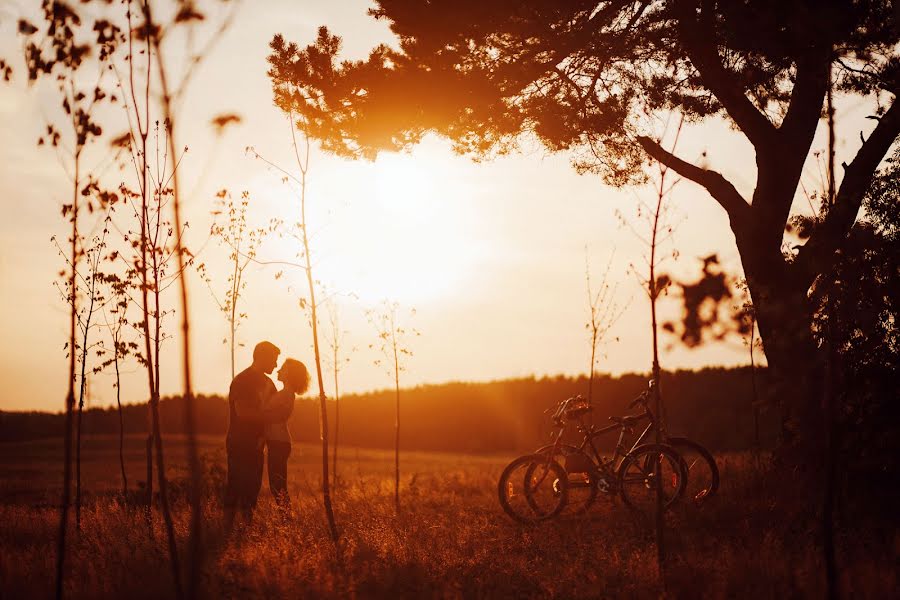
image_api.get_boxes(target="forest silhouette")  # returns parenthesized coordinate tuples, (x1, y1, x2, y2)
(0, 367, 778, 453)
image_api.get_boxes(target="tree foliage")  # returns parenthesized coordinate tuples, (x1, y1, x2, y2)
(268, 1, 898, 180)
(814, 151, 900, 463)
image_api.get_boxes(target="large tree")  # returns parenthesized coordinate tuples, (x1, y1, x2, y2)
(267, 1, 900, 456)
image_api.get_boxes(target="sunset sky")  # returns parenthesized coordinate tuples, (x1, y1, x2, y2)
(0, 0, 883, 412)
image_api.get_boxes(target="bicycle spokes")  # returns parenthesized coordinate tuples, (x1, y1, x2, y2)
(498, 455, 568, 523)
(529, 459, 553, 490)
(673, 444, 717, 505)
(618, 445, 685, 517)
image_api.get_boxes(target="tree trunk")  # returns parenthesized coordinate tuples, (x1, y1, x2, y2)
(740, 244, 825, 473)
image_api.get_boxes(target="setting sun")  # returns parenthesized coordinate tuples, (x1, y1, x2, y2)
(275, 149, 484, 305)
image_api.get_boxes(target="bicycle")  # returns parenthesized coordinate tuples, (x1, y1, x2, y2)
(534, 380, 719, 515)
(498, 392, 687, 523)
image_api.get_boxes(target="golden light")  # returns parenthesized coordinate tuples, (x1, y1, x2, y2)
(272, 149, 484, 305)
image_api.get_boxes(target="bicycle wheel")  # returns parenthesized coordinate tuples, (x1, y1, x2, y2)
(617, 443, 686, 517)
(498, 454, 568, 524)
(667, 437, 719, 505)
(532, 444, 601, 515)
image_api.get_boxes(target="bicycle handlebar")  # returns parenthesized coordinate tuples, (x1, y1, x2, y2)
(547, 395, 591, 426)
(550, 398, 571, 423)
(627, 379, 657, 409)
(627, 391, 648, 410)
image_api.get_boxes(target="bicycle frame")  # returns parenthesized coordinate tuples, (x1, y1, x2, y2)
(541, 393, 660, 477)
(528, 410, 572, 489)
(589, 403, 656, 461)
(579, 425, 633, 474)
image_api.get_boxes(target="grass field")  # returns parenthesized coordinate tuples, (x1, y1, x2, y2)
(0, 435, 895, 598)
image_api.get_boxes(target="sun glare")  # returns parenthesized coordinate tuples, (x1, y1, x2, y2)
(293, 151, 481, 305)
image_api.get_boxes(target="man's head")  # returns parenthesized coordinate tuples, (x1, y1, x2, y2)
(251, 341, 280, 374)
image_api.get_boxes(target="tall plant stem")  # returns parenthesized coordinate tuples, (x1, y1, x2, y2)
(144, 167, 190, 600)
(75, 369, 83, 531)
(332, 341, 340, 485)
(650, 170, 666, 581)
(749, 318, 761, 467)
(55, 154, 79, 600)
(114, 350, 128, 496)
(392, 327, 401, 513)
(230, 300, 236, 380)
(127, 0, 156, 535)
(823, 338, 839, 600)
(822, 67, 840, 600)
(291, 122, 339, 543)
(588, 336, 597, 403)
(228, 234, 242, 381)
(148, 393, 183, 600)
(75, 243, 100, 530)
(152, 10, 201, 597)
(645, 118, 681, 590)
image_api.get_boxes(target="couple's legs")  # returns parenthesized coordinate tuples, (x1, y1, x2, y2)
(224, 440, 264, 533)
(267, 441, 292, 508)
(224, 439, 291, 533)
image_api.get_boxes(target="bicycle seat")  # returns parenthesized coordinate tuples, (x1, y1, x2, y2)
(564, 400, 593, 419)
(565, 404, 592, 417)
(609, 415, 639, 425)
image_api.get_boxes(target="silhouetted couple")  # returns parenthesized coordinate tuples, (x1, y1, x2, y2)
(224, 341, 310, 532)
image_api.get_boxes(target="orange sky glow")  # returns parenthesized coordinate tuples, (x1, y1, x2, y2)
(0, 1, 884, 411)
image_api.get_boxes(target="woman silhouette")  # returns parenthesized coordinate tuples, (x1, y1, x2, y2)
(262, 358, 310, 507)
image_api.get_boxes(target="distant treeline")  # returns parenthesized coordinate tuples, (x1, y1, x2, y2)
(0, 367, 779, 452)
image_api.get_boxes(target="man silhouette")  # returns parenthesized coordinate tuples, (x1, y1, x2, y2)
(224, 340, 279, 532)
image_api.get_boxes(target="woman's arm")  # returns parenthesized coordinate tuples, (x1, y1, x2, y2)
(261, 390, 295, 424)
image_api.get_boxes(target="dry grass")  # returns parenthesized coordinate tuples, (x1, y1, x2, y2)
(0, 437, 896, 598)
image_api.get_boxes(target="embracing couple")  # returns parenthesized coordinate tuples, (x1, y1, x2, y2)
(224, 340, 310, 531)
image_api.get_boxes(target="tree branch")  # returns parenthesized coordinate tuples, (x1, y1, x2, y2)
(676, 0, 777, 149)
(637, 136, 751, 228)
(835, 58, 900, 95)
(780, 49, 831, 148)
(797, 99, 900, 278)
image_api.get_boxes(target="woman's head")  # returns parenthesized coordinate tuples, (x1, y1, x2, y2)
(277, 358, 310, 394)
